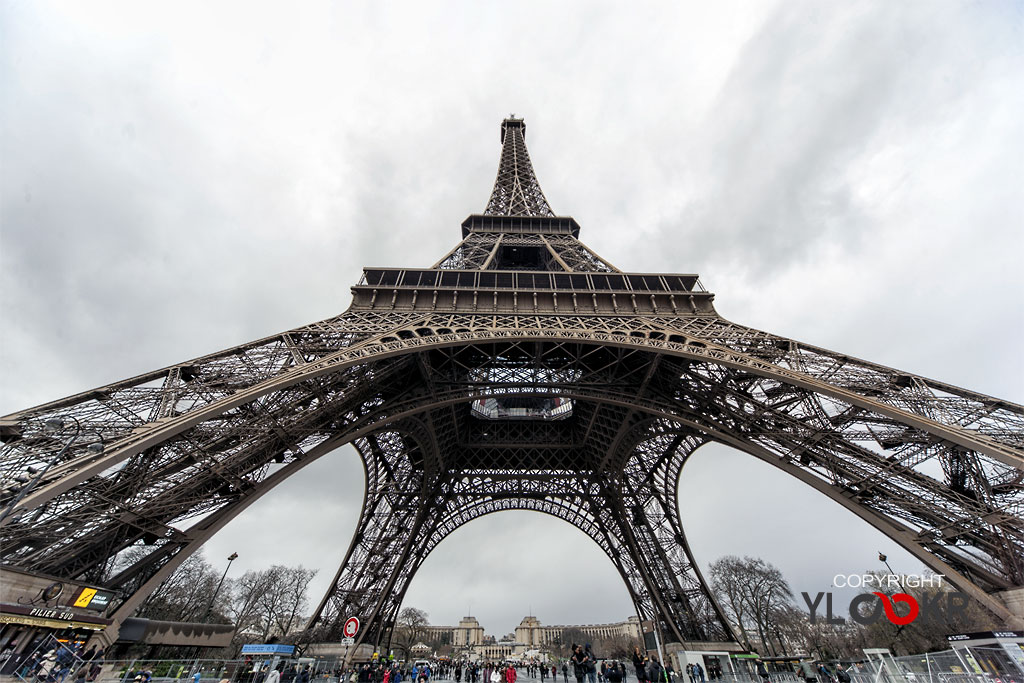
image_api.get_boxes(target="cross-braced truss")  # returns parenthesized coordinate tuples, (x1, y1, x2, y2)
(2, 118, 1022, 652)
(484, 119, 554, 218)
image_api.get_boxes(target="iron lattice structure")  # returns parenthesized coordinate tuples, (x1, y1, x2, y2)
(2, 118, 1023, 651)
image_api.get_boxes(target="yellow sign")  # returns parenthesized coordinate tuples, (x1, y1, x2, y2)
(74, 588, 98, 607)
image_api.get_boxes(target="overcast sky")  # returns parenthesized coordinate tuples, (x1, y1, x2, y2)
(2, 1, 1022, 639)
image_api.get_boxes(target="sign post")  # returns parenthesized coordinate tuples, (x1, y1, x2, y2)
(342, 617, 361, 670)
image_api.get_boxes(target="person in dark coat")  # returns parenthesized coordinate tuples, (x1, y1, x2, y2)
(646, 657, 665, 683)
(584, 646, 597, 683)
(572, 647, 588, 683)
(632, 648, 647, 683)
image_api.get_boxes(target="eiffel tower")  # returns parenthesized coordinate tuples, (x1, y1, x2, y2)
(1, 118, 1022, 652)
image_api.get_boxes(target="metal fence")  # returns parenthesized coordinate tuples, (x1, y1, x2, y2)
(9, 635, 86, 683)
(85, 658, 349, 683)
(7, 651, 1021, 683)
(887, 647, 1022, 683)
(673, 648, 1022, 683)
(6, 657, 333, 683)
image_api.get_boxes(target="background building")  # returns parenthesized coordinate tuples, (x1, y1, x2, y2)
(514, 615, 643, 648)
(419, 615, 643, 660)
(422, 616, 486, 648)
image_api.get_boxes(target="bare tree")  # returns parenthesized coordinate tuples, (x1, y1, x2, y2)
(774, 604, 867, 660)
(557, 628, 590, 658)
(591, 633, 633, 660)
(132, 550, 227, 623)
(105, 552, 320, 657)
(771, 570, 997, 657)
(260, 566, 318, 638)
(853, 572, 996, 655)
(229, 567, 275, 639)
(709, 556, 794, 655)
(392, 607, 430, 661)
(226, 565, 318, 653)
(709, 556, 755, 650)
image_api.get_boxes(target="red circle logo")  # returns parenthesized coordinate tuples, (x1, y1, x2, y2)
(344, 617, 360, 638)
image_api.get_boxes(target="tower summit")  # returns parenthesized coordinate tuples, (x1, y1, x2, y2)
(1, 119, 1021, 656)
(484, 117, 554, 217)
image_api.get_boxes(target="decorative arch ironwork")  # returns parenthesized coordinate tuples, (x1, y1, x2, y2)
(2, 119, 1021, 655)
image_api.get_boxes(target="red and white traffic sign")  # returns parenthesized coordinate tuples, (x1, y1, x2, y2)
(343, 616, 360, 638)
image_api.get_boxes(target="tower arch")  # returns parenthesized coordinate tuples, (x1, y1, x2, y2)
(1, 119, 1021, 653)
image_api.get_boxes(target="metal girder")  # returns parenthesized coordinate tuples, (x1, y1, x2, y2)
(484, 118, 554, 218)
(2, 118, 1022, 652)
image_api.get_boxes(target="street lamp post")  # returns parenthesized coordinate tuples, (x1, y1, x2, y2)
(878, 551, 909, 636)
(877, 552, 908, 592)
(0, 417, 103, 526)
(205, 552, 239, 621)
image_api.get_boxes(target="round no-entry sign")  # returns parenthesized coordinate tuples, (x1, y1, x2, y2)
(343, 616, 360, 638)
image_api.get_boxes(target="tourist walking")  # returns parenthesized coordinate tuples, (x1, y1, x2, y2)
(572, 647, 587, 683)
(796, 662, 816, 683)
(632, 648, 647, 683)
(646, 657, 666, 683)
(584, 646, 597, 683)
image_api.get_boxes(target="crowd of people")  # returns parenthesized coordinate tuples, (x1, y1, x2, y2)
(8, 639, 105, 683)
(239, 657, 864, 683)
(339, 642, 677, 683)
(345, 660, 523, 683)
(8, 639, 861, 683)
(184, 655, 857, 683)
(788, 661, 854, 683)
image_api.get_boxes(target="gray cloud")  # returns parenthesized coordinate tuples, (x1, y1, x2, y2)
(2, 0, 1021, 638)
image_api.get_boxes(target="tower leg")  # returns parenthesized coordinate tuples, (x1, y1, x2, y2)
(306, 424, 449, 659)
